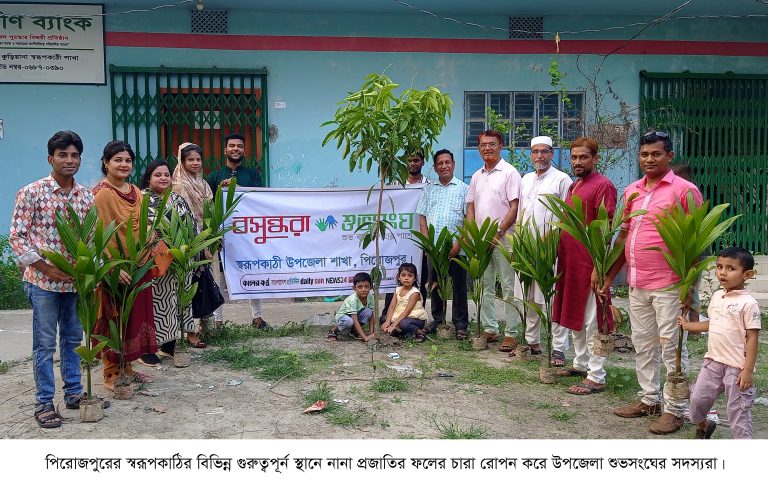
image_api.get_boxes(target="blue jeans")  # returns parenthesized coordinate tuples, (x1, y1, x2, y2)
(24, 282, 83, 408)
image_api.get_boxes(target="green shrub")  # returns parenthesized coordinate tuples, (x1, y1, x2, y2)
(0, 235, 29, 310)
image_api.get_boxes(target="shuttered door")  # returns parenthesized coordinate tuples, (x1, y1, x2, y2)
(109, 65, 269, 185)
(640, 72, 768, 254)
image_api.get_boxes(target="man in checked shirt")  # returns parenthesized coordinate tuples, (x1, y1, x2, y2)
(10, 130, 94, 428)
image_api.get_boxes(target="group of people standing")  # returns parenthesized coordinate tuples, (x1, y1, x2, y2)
(10, 127, 761, 438)
(9, 130, 264, 428)
(407, 129, 760, 438)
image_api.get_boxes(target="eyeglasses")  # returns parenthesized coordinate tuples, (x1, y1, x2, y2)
(478, 142, 499, 149)
(643, 131, 669, 138)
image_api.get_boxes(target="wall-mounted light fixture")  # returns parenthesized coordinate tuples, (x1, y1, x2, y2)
(196, 0, 204, 11)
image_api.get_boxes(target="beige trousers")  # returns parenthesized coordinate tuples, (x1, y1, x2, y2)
(628, 287, 688, 417)
(479, 243, 517, 335)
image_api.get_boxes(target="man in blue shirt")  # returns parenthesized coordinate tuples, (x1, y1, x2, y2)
(415, 149, 469, 339)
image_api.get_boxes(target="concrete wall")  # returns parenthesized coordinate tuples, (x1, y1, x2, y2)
(2, 8, 767, 226)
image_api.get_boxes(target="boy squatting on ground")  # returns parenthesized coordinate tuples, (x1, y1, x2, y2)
(678, 247, 762, 439)
(327, 272, 375, 342)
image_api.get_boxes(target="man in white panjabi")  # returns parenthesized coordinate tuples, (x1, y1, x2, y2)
(514, 136, 572, 362)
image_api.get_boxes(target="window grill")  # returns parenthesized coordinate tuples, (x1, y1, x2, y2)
(508, 16, 543, 40)
(191, 9, 228, 34)
(463, 91, 584, 149)
(109, 66, 269, 184)
(640, 72, 768, 253)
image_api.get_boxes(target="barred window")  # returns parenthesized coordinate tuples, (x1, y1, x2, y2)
(464, 91, 585, 148)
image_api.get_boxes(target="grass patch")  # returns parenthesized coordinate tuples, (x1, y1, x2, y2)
(206, 320, 312, 347)
(303, 381, 335, 407)
(604, 365, 641, 400)
(550, 410, 577, 422)
(534, 402, 559, 410)
(328, 407, 372, 427)
(392, 395, 403, 403)
(687, 336, 709, 357)
(202, 345, 262, 369)
(753, 342, 768, 391)
(0, 235, 29, 310)
(0, 359, 18, 374)
(202, 345, 306, 380)
(260, 350, 305, 379)
(616, 310, 631, 336)
(371, 377, 408, 393)
(430, 417, 487, 439)
(301, 350, 339, 373)
(456, 340, 474, 351)
(271, 321, 315, 337)
(301, 382, 374, 427)
(449, 354, 532, 386)
(397, 433, 420, 439)
(302, 350, 337, 363)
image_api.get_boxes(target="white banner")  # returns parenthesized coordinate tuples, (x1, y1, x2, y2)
(222, 186, 424, 299)
(0, 3, 105, 84)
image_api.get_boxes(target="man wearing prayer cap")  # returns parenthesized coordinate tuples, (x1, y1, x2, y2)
(515, 135, 572, 360)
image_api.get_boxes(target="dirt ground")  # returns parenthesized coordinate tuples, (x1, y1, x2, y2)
(1, 297, 766, 440)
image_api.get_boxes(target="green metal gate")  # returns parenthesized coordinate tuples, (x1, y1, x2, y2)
(640, 72, 768, 254)
(109, 65, 269, 185)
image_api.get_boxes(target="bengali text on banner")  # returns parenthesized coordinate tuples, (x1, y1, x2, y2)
(222, 186, 424, 299)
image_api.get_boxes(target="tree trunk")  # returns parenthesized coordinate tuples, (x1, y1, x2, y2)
(373, 172, 386, 330)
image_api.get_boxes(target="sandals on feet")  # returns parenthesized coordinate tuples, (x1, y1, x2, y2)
(498, 336, 518, 352)
(528, 343, 542, 355)
(552, 350, 566, 367)
(455, 330, 468, 341)
(415, 330, 426, 343)
(187, 338, 207, 349)
(566, 382, 605, 395)
(34, 405, 62, 428)
(326, 328, 338, 342)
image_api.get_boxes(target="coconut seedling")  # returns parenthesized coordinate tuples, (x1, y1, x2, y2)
(540, 192, 646, 355)
(42, 205, 122, 421)
(646, 191, 741, 399)
(498, 223, 535, 355)
(504, 219, 561, 382)
(158, 208, 220, 366)
(410, 225, 455, 338)
(203, 177, 242, 256)
(453, 217, 498, 348)
(98, 193, 165, 398)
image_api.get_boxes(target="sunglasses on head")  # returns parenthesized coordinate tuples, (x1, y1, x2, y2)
(643, 130, 669, 138)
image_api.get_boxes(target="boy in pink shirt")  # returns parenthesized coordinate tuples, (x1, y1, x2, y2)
(678, 247, 762, 439)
